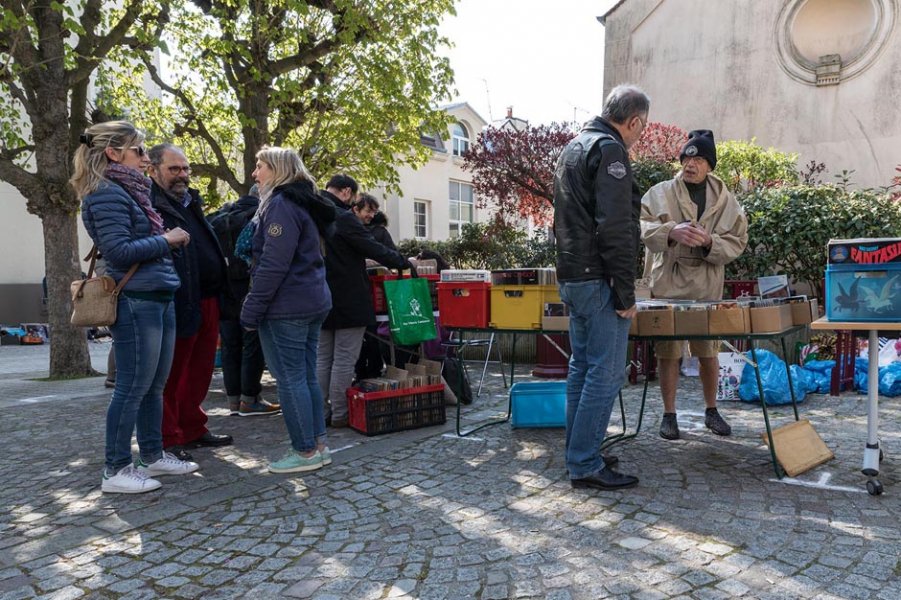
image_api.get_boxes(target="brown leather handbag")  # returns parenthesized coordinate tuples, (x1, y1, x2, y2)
(70, 247, 139, 327)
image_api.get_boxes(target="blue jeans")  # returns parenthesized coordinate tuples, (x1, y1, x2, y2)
(558, 280, 631, 479)
(219, 319, 265, 398)
(106, 296, 176, 472)
(259, 315, 329, 452)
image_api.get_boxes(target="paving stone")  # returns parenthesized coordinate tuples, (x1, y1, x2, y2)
(284, 579, 326, 598)
(617, 537, 651, 550)
(4, 359, 901, 600)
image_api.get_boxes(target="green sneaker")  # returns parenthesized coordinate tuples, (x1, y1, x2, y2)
(320, 446, 332, 466)
(268, 449, 323, 474)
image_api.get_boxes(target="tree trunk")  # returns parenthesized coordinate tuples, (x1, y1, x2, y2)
(43, 207, 95, 377)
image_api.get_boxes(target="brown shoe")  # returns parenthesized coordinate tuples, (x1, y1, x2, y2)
(238, 396, 281, 417)
(330, 416, 349, 428)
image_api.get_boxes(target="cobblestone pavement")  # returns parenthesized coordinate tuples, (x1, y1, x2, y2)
(1, 344, 900, 599)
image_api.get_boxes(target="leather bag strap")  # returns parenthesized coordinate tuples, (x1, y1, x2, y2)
(84, 245, 99, 278)
(112, 263, 140, 299)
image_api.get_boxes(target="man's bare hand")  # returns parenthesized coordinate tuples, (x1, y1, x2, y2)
(616, 305, 637, 320)
(669, 222, 710, 248)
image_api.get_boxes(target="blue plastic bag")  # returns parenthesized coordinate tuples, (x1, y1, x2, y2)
(803, 359, 836, 394)
(738, 349, 807, 405)
(856, 358, 901, 397)
(880, 362, 901, 396)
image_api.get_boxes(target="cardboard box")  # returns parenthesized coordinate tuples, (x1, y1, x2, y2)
(637, 310, 675, 336)
(541, 316, 570, 331)
(674, 310, 709, 336)
(762, 419, 834, 477)
(790, 299, 818, 325)
(629, 317, 638, 336)
(707, 307, 750, 335)
(828, 237, 901, 264)
(750, 304, 793, 333)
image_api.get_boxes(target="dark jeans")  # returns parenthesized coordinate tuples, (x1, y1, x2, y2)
(354, 324, 384, 381)
(106, 296, 175, 472)
(219, 318, 265, 398)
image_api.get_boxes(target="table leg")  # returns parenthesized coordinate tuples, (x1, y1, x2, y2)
(779, 335, 800, 421)
(752, 343, 784, 479)
(454, 330, 513, 437)
(601, 376, 650, 451)
(863, 329, 883, 495)
(510, 333, 517, 385)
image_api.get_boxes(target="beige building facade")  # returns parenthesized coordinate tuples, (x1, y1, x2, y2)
(375, 102, 491, 244)
(601, 0, 901, 188)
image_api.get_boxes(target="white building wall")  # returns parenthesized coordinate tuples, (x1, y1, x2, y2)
(602, 0, 901, 188)
(375, 103, 491, 245)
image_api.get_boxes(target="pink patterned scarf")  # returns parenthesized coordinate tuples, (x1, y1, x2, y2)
(105, 162, 166, 235)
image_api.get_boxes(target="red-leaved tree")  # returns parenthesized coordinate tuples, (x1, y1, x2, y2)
(631, 122, 688, 162)
(464, 123, 575, 227)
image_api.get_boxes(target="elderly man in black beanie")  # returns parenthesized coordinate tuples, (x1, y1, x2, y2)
(640, 129, 749, 441)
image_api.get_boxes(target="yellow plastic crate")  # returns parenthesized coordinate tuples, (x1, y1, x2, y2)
(489, 285, 560, 329)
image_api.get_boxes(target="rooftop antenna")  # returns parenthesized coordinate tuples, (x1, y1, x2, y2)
(480, 78, 494, 122)
(569, 103, 590, 131)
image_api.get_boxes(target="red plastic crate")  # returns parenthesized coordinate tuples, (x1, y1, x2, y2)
(400, 273, 440, 309)
(347, 383, 446, 436)
(369, 274, 399, 314)
(438, 281, 491, 328)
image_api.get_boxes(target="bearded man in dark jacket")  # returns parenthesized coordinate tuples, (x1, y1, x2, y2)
(317, 192, 413, 427)
(148, 144, 234, 460)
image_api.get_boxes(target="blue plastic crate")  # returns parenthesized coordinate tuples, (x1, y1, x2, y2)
(826, 264, 901, 322)
(510, 381, 566, 428)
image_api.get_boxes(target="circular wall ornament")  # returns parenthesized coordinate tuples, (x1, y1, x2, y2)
(775, 0, 897, 85)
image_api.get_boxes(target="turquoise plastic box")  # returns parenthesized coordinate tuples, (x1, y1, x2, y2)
(826, 264, 901, 322)
(510, 381, 566, 428)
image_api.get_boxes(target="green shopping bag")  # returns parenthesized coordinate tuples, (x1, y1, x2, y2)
(383, 277, 438, 345)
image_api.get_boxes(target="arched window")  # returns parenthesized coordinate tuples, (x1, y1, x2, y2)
(452, 123, 470, 157)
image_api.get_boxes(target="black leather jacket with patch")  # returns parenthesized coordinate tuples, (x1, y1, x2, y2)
(553, 117, 641, 311)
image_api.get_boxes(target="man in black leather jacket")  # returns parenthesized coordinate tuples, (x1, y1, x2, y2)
(553, 84, 649, 491)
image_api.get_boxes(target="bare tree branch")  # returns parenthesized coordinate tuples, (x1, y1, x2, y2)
(0, 154, 39, 193)
(137, 54, 240, 192)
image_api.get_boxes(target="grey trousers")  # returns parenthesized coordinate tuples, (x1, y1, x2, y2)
(316, 327, 365, 419)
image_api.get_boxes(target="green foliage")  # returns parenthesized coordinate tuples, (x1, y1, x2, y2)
(727, 184, 901, 295)
(715, 139, 799, 193)
(631, 157, 679, 197)
(398, 222, 556, 270)
(115, 0, 456, 203)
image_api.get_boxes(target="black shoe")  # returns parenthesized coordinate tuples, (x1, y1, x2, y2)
(571, 468, 639, 490)
(165, 446, 194, 462)
(660, 413, 680, 440)
(602, 454, 618, 467)
(705, 408, 732, 436)
(186, 432, 234, 448)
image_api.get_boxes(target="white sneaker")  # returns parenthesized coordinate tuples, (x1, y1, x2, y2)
(136, 451, 200, 476)
(102, 464, 162, 494)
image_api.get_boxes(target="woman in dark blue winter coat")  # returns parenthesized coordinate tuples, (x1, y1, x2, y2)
(73, 121, 199, 494)
(240, 146, 336, 474)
